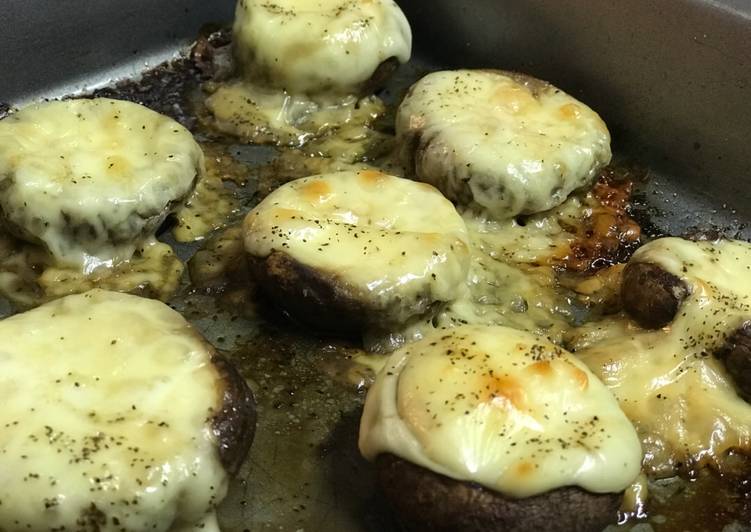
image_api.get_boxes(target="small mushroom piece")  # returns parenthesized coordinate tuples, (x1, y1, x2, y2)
(715, 322, 751, 402)
(621, 262, 689, 329)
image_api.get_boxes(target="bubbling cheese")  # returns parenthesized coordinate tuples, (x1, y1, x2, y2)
(243, 170, 470, 325)
(359, 325, 643, 497)
(573, 238, 751, 476)
(0, 98, 204, 272)
(233, 0, 412, 94)
(0, 290, 231, 531)
(396, 70, 612, 220)
(364, 195, 592, 353)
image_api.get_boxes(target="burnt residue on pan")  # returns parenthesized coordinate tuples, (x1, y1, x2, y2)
(89, 28, 232, 130)
(7, 26, 751, 532)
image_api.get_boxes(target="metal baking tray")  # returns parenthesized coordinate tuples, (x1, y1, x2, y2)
(3, 1, 751, 531)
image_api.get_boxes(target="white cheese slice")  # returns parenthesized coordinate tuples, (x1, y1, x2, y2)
(243, 170, 470, 324)
(0, 290, 232, 531)
(233, 0, 412, 94)
(0, 98, 204, 272)
(360, 325, 642, 497)
(396, 70, 612, 219)
(574, 237, 751, 476)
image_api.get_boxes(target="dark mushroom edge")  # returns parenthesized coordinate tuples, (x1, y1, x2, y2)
(621, 262, 689, 329)
(210, 354, 257, 475)
(376, 454, 623, 532)
(247, 250, 443, 337)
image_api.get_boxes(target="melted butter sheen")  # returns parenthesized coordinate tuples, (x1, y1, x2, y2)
(396, 70, 612, 219)
(172, 144, 251, 243)
(0, 98, 203, 272)
(233, 0, 411, 94)
(0, 290, 229, 531)
(359, 325, 643, 497)
(244, 171, 470, 322)
(574, 238, 751, 476)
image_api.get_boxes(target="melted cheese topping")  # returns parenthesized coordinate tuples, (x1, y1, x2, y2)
(0, 235, 184, 308)
(233, 0, 412, 94)
(365, 196, 587, 353)
(173, 143, 250, 243)
(244, 171, 470, 323)
(573, 238, 751, 476)
(396, 70, 612, 219)
(0, 98, 204, 272)
(204, 81, 385, 150)
(0, 290, 229, 531)
(38, 239, 185, 303)
(359, 325, 642, 497)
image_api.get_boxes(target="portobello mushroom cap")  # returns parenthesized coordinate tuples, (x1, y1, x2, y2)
(0, 98, 203, 270)
(377, 454, 622, 532)
(232, 0, 412, 95)
(396, 69, 612, 220)
(360, 325, 642, 531)
(0, 289, 256, 531)
(243, 171, 471, 335)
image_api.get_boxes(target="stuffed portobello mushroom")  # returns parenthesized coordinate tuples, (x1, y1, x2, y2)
(359, 325, 643, 532)
(575, 237, 751, 476)
(232, 0, 412, 95)
(396, 69, 612, 221)
(207, 0, 412, 147)
(0, 289, 256, 531)
(243, 170, 471, 335)
(0, 98, 204, 273)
